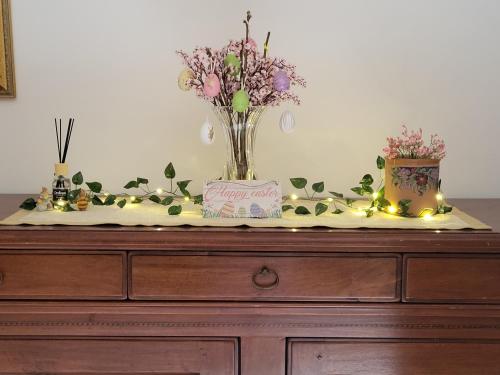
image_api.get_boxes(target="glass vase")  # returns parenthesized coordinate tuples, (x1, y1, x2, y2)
(213, 106, 266, 180)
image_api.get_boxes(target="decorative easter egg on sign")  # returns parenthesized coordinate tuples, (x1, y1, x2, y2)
(279, 111, 296, 134)
(220, 201, 235, 218)
(203, 73, 221, 97)
(250, 203, 266, 218)
(273, 70, 290, 92)
(238, 206, 247, 217)
(232, 89, 250, 112)
(200, 118, 215, 145)
(177, 68, 194, 91)
(223, 53, 241, 76)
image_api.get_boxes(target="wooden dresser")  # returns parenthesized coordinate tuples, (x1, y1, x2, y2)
(1, 195, 500, 374)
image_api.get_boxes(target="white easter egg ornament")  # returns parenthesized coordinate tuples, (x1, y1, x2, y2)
(279, 111, 296, 134)
(200, 118, 215, 145)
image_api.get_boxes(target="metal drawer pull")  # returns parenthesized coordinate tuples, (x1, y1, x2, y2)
(252, 266, 279, 290)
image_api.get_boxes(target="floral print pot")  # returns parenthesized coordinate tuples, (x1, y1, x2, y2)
(385, 158, 440, 216)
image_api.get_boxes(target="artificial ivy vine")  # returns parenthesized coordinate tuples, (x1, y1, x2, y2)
(20, 157, 452, 218)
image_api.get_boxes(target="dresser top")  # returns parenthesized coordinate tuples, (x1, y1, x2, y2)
(0, 194, 499, 253)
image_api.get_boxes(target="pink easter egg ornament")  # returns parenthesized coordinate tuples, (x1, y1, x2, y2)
(203, 73, 221, 97)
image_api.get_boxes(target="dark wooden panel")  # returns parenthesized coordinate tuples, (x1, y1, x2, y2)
(404, 255, 500, 303)
(130, 254, 400, 302)
(0, 338, 237, 375)
(0, 252, 125, 299)
(288, 339, 500, 375)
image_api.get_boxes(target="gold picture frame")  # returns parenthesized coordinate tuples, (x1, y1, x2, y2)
(0, 0, 15, 98)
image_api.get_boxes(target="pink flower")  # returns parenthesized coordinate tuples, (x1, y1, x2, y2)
(383, 126, 446, 160)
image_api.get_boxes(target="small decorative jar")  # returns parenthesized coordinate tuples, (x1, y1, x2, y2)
(384, 158, 440, 217)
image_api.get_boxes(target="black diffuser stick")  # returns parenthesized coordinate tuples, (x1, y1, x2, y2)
(54, 118, 61, 163)
(62, 118, 74, 163)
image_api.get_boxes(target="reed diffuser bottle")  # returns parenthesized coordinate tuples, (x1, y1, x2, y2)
(52, 118, 75, 203)
(52, 163, 71, 202)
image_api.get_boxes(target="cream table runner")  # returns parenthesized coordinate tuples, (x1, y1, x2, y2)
(0, 200, 490, 230)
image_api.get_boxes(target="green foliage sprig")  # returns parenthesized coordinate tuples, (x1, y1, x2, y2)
(20, 162, 202, 216)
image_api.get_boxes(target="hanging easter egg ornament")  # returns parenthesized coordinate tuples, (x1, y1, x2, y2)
(279, 110, 296, 134)
(200, 117, 215, 145)
(177, 68, 194, 91)
(273, 70, 290, 92)
(223, 53, 241, 76)
(232, 89, 250, 113)
(203, 73, 221, 97)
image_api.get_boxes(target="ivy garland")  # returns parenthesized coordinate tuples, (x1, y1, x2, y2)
(20, 158, 452, 218)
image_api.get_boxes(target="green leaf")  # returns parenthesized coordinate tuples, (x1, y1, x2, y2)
(315, 202, 328, 216)
(92, 195, 104, 205)
(346, 198, 355, 207)
(68, 188, 81, 203)
(149, 195, 161, 204)
(86, 181, 102, 193)
(193, 194, 203, 205)
(362, 185, 374, 194)
(61, 204, 76, 212)
(282, 204, 294, 212)
(177, 180, 192, 197)
(439, 205, 453, 214)
(294, 206, 311, 215)
(131, 197, 143, 204)
(124, 180, 139, 189)
(72, 171, 83, 185)
(376, 156, 385, 170)
(377, 197, 391, 208)
(104, 194, 116, 206)
(366, 209, 374, 218)
(290, 177, 307, 189)
(117, 199, 127, 208)
(312, 181, 324, 193)
(168, 205, 182, 215)
(332, 208, 344, 214)
(351, 187, 365, 196)
(136, 177, 149, 185)
(329, 191, 344, 198)
(360, 174, 374, 186)
(19, 198, 36, 210)
(161, 196, 174, 206)
(164, 162, 176, 179)
(399, 199, 412, 208)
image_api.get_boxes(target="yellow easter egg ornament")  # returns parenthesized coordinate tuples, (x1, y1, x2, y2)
(178, 68, 194, 91)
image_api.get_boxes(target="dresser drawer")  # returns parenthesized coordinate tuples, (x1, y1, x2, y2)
(404, 255, 500, 303)
(287, 339, 500, 375)
(0, 252, 126, 299)
(0, 338, 237, 375)
(130, 254, 400, 301)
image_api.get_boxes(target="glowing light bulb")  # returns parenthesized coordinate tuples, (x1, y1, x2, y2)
(423, 213, 433, 221)
(327, 197, 333, 202)
(130, 196, 136, 202)
(388, 206, 397, 214)
(372, 192, 379, 200)
(156, 188, 163, 194)
(436, 193, 443, 202)
(290, 194, 298, 201)
(184, 196, 190, 202)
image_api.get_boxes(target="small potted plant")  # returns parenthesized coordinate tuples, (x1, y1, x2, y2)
(383, 126, 446, 217)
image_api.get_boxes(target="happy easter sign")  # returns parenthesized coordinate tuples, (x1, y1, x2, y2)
(203, 180, 282, 219)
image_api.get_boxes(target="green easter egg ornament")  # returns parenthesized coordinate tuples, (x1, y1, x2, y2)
(232, 90, 250, 113)
(224, 53, 241, 75)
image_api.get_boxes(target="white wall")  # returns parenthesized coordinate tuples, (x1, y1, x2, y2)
(1, 0, 499, 197)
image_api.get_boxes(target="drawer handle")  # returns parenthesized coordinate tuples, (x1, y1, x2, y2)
(252, 266, 279, 290)
(0, 271, 3, 285)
